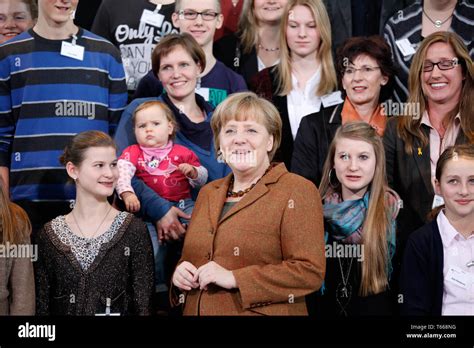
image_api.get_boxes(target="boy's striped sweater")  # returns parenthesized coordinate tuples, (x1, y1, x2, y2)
(0, 28, 127, 203)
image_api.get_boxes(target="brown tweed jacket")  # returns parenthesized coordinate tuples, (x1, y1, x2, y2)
(177, 163, 326, 315)
(0, 236, 35, 315)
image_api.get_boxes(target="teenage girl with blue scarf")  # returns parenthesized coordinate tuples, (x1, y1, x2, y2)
(309, 122, 400, 316)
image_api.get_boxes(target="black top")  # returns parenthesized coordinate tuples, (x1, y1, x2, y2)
(91, 0, 179, 92)
(309, 238, 393, 317)
(383, 118, 468, 245)
(213, 33, 259, 87)
(35, 213, 154, 315)
(75, 0, 103, 30)
(323, 0, 416, 57)
(400, 219, 444, 316)
(161, 93, 214, 152)
(291, 104, 343, 186)
(250, 67, 299, 170)
(351, 0, 382, 36)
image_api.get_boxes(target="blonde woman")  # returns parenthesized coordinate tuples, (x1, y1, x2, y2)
(214, 0, 288, 85)
(292, 35, 395, 186)
(311, 122, 400, 317)
(171, 92, 325, 315)
(383, 32, 474, 249)
(250, 0, 337, 169)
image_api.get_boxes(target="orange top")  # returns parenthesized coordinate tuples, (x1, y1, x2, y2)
(341, 98, 387, 136)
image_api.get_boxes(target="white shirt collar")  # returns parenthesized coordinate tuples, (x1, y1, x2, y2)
(437, 210, 472, 248)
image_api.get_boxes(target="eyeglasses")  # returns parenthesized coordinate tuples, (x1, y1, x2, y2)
(178, 10, 219, 21)
(343, 66, 381, 76)
(422, 58, 459, 72)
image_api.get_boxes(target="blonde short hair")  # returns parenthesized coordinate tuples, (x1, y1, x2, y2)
(211, 92, 282, 161)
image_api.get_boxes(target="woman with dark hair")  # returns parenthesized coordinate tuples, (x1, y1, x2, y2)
(292, 35, 395, 186)
(171, 92, 325, 315)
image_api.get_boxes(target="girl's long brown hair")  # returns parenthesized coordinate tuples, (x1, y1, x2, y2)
(320, 122, 392, 296)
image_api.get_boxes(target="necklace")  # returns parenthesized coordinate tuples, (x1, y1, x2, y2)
(226, 166, 272, 198)
(336, 256, 353, 316)
(71, 205, 113, 247)
(258, 44, 279, 52)
(422, 8, 454, 28)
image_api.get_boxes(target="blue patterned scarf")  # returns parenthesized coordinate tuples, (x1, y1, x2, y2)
(324, 191, 370, 244)
(320, 191, 397, 294)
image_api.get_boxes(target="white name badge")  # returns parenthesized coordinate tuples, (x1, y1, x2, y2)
(446, 266, 469, 290)
(95, 312, 120, 316)
(321, 91, 344, 108)
(195, 87, 210, 101)
(95, 298, 121, 316)
(140, 9, 165, 28)
(432, 194, 445, 209)
(395, 38, 416, 57)
(61, 41, 85, 61)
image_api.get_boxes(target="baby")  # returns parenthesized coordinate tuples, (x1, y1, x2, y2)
(117, 100, 208, 215)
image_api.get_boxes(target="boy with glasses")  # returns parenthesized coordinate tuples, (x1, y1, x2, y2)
(133, 0, 247, 106)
